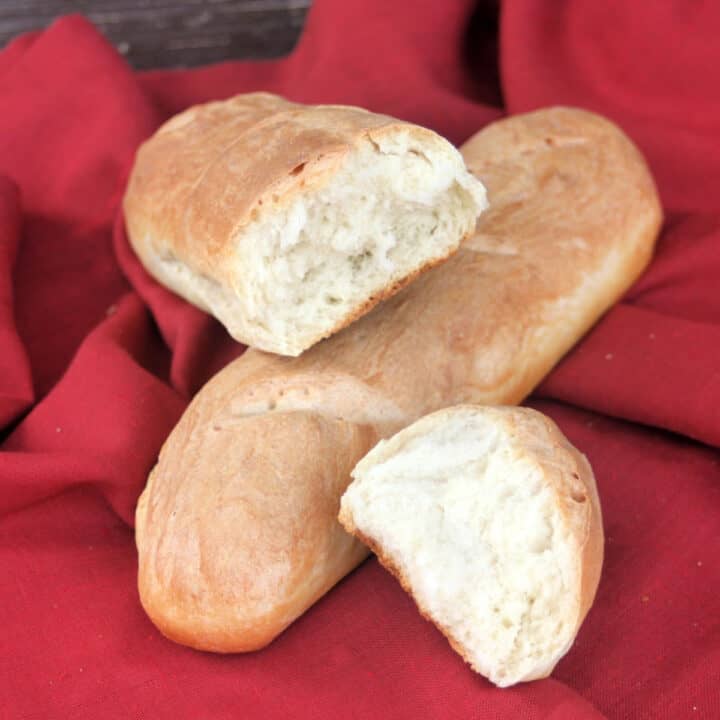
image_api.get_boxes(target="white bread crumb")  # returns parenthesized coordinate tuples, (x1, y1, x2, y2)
(339, 405, 603, 687)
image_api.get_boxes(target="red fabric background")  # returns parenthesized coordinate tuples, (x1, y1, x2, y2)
(1, 1, 718, 717)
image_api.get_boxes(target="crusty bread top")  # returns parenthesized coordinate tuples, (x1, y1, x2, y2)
(136, 410, 376, 652)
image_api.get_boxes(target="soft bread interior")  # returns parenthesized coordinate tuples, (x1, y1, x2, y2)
(144, 132, 485, 356)
(340, 406, 586, 687)
(232, 132, 486, 354)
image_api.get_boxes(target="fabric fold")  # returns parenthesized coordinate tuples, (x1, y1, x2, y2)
(0, 176, 33, 429)
(0, 14, 161, 399)
(537, 303, 720, 448)
(2, 294, 184, 523)
(1, 1, 718, 717)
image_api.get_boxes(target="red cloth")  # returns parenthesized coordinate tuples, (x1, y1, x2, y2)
(1, 1, 718, 717)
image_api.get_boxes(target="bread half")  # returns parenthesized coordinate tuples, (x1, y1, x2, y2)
(123, 92, 487, 355)
(339, 405, 603, 687)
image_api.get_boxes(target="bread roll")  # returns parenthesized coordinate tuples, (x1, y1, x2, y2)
(135, 108, 661, 653)
(339, 405, 602, 687)
(123, 92, 487, 356)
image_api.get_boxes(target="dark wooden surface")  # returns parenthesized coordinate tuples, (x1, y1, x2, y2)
(0, 0, 312, 69)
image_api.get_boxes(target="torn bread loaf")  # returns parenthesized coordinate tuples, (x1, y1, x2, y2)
(123, 92, 487, 355)
(339, 405, 603, 687)
(135, 107, 661, 654)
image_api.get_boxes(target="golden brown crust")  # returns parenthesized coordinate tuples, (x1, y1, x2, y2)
(504, 408, 604, 643)
(136, 107, 660, 652)
(136, 408, 376, 653)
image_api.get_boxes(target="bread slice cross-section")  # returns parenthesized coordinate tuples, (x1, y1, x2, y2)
(123, 92, 487, 356)
(339, 405, 603, 687)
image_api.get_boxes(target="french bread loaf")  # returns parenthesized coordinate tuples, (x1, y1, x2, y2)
(339, 405, 603, 687)
(135, 107, 661, 653)
(123, 92, 487, 356)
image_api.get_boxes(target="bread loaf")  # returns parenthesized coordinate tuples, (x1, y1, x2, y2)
(339, 405, 603, 687)
(123, 92, 487, 356)
(135, 107, 661, 652)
